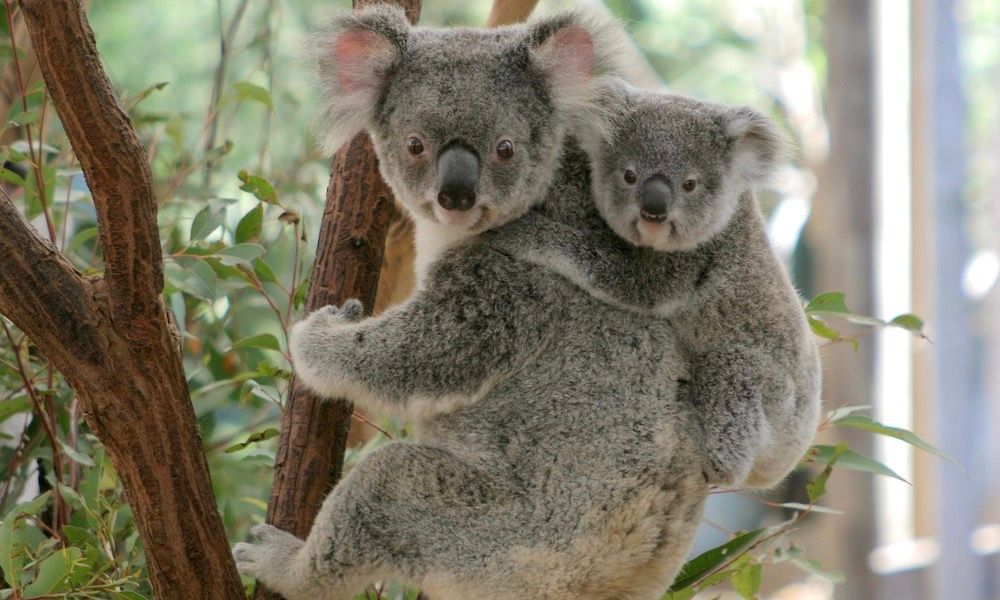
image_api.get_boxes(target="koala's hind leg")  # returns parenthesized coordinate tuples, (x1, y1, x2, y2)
(238, 441, 513, 599)
(688, 346, 775, 487)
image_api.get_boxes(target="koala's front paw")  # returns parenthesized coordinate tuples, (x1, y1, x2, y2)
(233, 524, 304, 587)
(315, 299, 365, 323)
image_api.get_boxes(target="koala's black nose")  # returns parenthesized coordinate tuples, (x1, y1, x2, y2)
(639, 175, 672, 223)
(437, 143, 479, 212)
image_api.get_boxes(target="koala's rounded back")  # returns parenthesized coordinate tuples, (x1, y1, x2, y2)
(312, 6, 632, 238)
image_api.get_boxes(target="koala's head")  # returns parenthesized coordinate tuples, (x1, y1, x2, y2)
(313, 5, 628, 235)
(588, 90, 785, 252)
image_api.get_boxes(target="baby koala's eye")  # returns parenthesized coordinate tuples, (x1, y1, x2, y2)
(406, 136, 425, 156)
(623, 169, 638, 185)
(496, 139, 515, 160)
(682, 179, 697, 192)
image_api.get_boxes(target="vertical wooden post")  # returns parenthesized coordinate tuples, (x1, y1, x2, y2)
(803, 1, 879, 597)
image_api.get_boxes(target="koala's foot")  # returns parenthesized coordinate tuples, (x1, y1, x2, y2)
(234, 524, 309, 597)
(701, 450, 754, 488)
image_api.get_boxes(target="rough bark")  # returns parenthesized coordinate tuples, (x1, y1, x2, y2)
(0, 1, 246, 598)
(253, 2, 421, 598)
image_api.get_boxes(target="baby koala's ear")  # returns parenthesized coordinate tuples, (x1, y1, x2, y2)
(724, 107, 788, 186)
(523, 11, 631, 118)
(312, 5, 411, 155)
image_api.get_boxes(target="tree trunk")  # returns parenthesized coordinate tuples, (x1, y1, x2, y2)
(252, 2, 421, 598)
(0, 1, 245, 598)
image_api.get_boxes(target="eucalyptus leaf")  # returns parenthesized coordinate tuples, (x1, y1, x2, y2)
(234, 81, 275, 111)
(668, 528, 768, 592)
(807, 444, 907, 483)
(230, 333, 281, 352)
(236, 202, 264, 243)
(833, 415, 963, 473)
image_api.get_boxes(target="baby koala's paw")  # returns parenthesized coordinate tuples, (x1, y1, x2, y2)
(233, 524, 304, 584)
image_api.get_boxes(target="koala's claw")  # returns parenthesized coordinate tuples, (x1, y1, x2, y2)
(316, 299, 364, 323)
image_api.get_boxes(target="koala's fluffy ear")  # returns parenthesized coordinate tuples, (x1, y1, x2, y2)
(724, 107, 788, 186)
(524, 11, 631, 130)
(312, 5, 410, 154)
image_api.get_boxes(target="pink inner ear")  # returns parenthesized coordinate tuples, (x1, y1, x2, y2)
(545, 27, 595, 85)
(333, 29, 391, 93)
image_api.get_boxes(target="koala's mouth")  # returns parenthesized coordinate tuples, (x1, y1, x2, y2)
(429, 202, 490, 231)
(634, 217, 680, 250)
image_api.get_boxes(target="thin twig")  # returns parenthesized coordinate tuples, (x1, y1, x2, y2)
(1, 320, 66, 543)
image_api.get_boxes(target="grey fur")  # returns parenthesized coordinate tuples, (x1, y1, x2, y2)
(489, 88, 822, 488)
(234, 8, 711, 598)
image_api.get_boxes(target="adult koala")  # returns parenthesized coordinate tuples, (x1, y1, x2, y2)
(234, 6, 710, 600)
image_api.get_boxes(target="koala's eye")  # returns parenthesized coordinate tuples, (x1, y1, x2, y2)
(623, 169, 638, 185)
(406, 136, 425, 156)
(496, 139, 514, 160)
(682, 179, 697, 192)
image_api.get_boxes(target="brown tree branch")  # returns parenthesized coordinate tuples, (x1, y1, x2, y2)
(20, 0, 163, 332)
(3, 1, 247, 597)
(486, 0, 540, 27)
(255, 2, 420, 599)
(0, 192, 106, 374)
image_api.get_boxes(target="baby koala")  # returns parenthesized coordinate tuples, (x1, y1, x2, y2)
(492, 88, 822, 488)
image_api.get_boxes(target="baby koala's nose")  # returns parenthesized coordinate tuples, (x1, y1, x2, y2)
(437, 143, 479, 212)
(639, 175, 671, 223)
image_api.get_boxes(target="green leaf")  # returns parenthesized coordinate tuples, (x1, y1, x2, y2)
(806, 442, 847, 502)
(0, 163, 26, 187)
(790, 557, 845, 583)
(732, 562, 761, 599)
(807, 315, 840, 341)
(0, 395, 32, 423)
(833, 415, 964, 473)
(824, 404, 872, 423)
(805, 292, 849, 314)
(61, 525, 98, 549)
(230, 333, 281, 352)
(130, 81, 169, 106)
(23, 546, 82, 595)
(889, 313, 925, 335)
(62, 445, 96, 467)
(0, 492, 52, 587)
(668, 529, 767, 592)
(774, 502, 843, 515)
(238, 170, 278, 204)
(234, 81, 274, 111)
(293, 276, 310, 309)
(253, 257, 278, 283)
(204, 139, 234, 162)
(166, 256, 218, 300)
(807, 444, 908, 483)
(224, 427, 280, 453)
(236, 203, 263, 243)
(66, 226, 99, 254)
(190, 205, 226, 240)
(215, 243, 267, 266)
